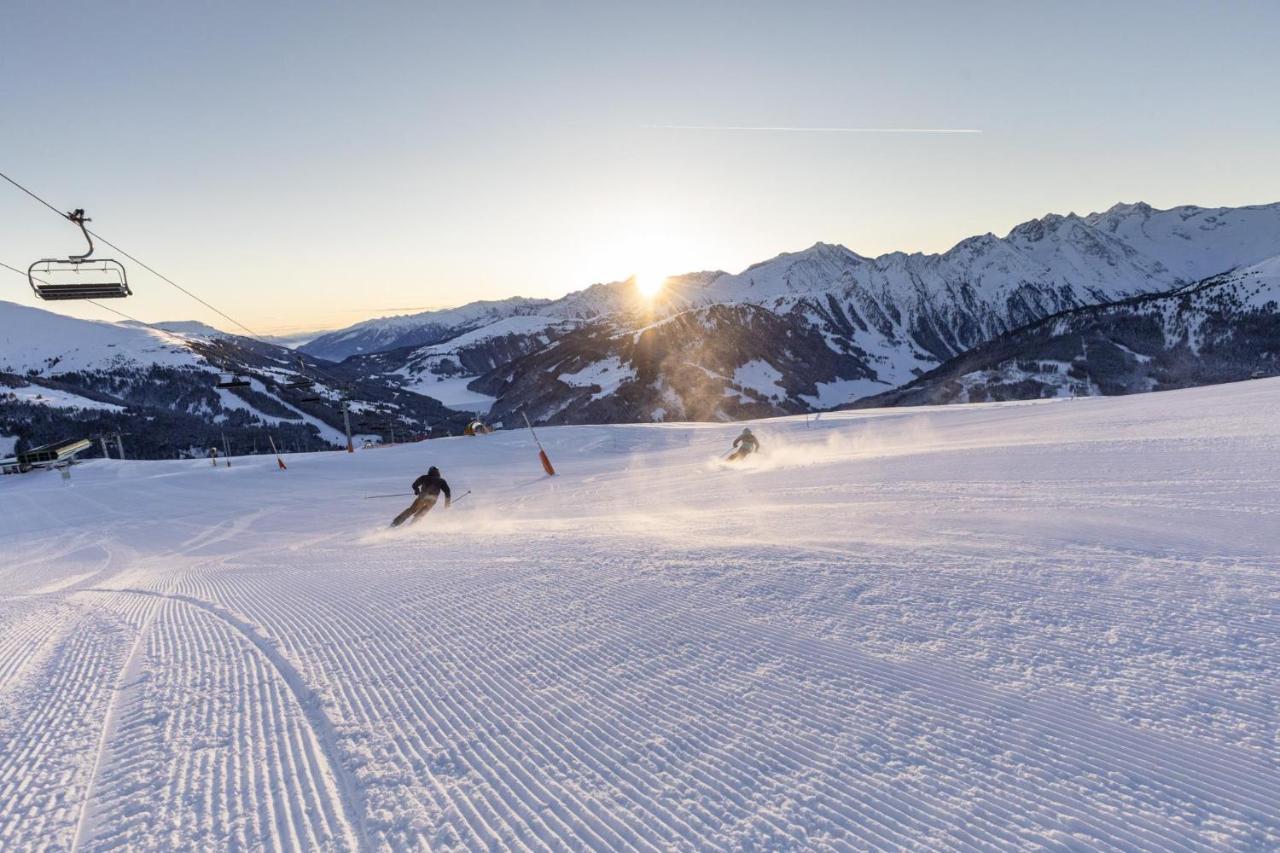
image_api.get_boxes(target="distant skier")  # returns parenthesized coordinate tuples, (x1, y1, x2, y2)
(390, 466, 452, 527)
(727, 428, 760, 462)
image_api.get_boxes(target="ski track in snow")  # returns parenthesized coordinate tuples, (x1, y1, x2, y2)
(2, 379, 1279, 849)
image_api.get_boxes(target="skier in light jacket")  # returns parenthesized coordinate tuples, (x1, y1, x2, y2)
(727, 428, 760, 462)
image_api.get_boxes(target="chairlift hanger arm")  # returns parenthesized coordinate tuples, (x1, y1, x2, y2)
(65, 209, 95, 261)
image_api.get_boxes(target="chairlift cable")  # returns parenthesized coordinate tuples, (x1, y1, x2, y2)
(0, 169, 68, 220)
(1, 167, 267, 341)
(0, 167, 425, 429)
(0, 169, 335, 376)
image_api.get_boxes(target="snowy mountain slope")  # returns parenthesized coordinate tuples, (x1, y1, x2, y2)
(326, 272, 731, 415)
(305, 272, 730, 367)
(0, 301, 471, 459)
(856, 254, 1280, 407)
(333, 314, 580, 413)
(3, 379, 1279, 848)
(1084, 201, 1280, 281)
(477, 302, 906, 425)
(2, 381, 125, 413)
(328, 201, 1280, 423)
(692, 203, 1278, 367)
(0, 300, 207, 374)
(139, 319, 231, 339)
(300, 296, 554, 361)
(542, 269, 726, 320)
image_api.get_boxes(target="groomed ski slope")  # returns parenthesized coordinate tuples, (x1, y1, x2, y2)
(2, 379, 1279, 850)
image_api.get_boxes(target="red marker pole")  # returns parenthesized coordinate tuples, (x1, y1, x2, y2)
(268, 434, 288, 470)
(521, 411, 556, 476)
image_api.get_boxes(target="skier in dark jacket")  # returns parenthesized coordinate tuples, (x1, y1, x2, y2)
(727, 428, 760, 462)
(391, 466, 452, 527)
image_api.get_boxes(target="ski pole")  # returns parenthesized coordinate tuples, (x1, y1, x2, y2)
(364, 489, 471, 502)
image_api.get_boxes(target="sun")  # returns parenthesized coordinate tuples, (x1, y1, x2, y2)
(634, 271, 667, 299)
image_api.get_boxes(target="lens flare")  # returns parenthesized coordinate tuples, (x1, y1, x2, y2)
(634, 272, 666, 299)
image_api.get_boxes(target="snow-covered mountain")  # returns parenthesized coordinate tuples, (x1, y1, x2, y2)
(333, 314, 580, 414)
(0, 301, 470, 459)
(303, 272, 731, 367)
(475, 302, 878, 425)
(140, 319, 231, 339)
(11, 201, 1279, 438)
(313, 202, 1280, 424)
(300, 296, 554, 361)
(324, 271, 731, 414)
(438, 202, 1280, 424)
(855, 254, 1280, 408)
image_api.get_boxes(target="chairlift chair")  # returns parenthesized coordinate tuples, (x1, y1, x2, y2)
(27, 209, 131, 301)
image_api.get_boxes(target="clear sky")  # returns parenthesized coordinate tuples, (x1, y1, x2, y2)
(2, 1, 1278, 334)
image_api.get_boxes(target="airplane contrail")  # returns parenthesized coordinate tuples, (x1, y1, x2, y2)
(641, 124, 981, 134)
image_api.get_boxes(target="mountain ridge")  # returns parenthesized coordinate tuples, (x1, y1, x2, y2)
(6, 200, 1279, 447)
(355, 200, 1280, 423)
(0, 300, 471, 459)
(303, 201, 1280, 367)
(849, 253, 1280, 409)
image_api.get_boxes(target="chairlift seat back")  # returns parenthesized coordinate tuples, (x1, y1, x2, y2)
(29, 258, 131, 300)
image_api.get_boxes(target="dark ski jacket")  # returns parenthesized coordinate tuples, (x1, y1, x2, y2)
(411, 470, 452, 506)
(733, 433, 759, 453)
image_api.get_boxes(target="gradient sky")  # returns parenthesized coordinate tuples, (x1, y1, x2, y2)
(2, 1, 1278, 334)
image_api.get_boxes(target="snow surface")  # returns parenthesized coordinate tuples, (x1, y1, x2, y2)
(731, 359, 786, 398)
(304, 298, 554, 360)
(3, 384, 126, 412)
(0, 300, 205, 375)
(391, 315, 569, 411)
(799, 377, 891, 409)
(1084, 201, 1280, 282)
(2, 380, 1279, 848)
(406, 375, 497, 412)
(559, 356, 636, 400)
(210, 379, 350, 447)
(137, 320, 228, 340)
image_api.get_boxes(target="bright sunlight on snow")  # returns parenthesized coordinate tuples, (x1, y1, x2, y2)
(633, 271, 667, 299)
(2, 380, 1279, 848)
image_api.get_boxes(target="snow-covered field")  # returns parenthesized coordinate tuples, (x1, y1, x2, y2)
(2, 385, 127, 412)
(2, 379, 1278, 849)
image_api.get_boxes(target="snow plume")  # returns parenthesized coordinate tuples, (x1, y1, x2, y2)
(705, 414, 944, 474)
